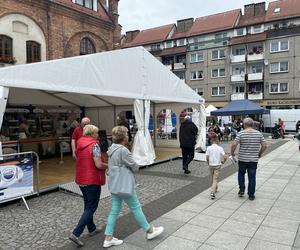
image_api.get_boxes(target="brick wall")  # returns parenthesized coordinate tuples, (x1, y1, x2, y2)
(0, 0, 119, 60)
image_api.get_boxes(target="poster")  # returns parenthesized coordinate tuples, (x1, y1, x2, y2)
(0, 155, 34, 202)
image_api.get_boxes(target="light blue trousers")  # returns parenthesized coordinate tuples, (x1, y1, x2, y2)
(104, 191, 150, 236)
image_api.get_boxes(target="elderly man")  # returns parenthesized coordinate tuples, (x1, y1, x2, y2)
(179, 115, 198, 174)
(231, 117, 267, 200)
(71, 117, 90, 159)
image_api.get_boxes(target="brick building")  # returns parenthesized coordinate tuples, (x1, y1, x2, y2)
(0, 0, 121, 66)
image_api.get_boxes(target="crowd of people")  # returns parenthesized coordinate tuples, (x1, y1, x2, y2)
(68, 113, 298, 247)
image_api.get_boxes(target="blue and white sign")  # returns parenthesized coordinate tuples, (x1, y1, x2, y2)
(0, 156, 34, 202)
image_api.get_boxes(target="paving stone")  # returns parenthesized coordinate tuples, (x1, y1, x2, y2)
(254, 226, 296, 246)
(153, 235, 201, 250)
(202, 206, 235, 219)
(161, 208, 197, 222)
(198, 244, 226, 250)
(219, 218, 259, 237)
(262, 216, 300, 232)
(205, 230, 250, 250)
(230, 210, 265, 225)
(173, 224, 215, 243)
(188, 214, 226, 230)
(246, 239, 292, 250)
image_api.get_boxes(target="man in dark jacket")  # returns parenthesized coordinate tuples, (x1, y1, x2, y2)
(179, 115, 198, 174)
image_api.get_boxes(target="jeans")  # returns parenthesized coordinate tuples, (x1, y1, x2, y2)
(104, 191, 150, 236)
(209, 166, 221, 193)
(181, 147, 195, 170)
(238, 161, 257, 196)
(73, 185, 101, 237)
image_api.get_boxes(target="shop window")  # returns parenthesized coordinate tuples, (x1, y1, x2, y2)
(270, 83, 288, 94)
(80, 37, 96, 55)
(26, 41, 41, 63)
(180, 107, 200, 128)
(157, 109, 177, 140)
(0, 35, 14, 64)
(270, 61, 289, 73)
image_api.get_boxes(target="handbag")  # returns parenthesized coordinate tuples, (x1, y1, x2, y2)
(108, 165, 135, 197)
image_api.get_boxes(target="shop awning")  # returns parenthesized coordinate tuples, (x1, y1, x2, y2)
(0, 46, 203, 107)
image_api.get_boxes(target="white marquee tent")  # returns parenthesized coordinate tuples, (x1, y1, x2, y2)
(0, 46, 205, 165)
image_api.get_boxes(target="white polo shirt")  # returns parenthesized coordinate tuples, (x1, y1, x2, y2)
(206, 144, 225, 167)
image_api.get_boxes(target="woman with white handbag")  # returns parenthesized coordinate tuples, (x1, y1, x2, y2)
(103, 126, 164, 248)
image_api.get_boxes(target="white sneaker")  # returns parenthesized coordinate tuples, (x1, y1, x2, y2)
(147, 226, 164, 240)
(103, 237, 123, 248)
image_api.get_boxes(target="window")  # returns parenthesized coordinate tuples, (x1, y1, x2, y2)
(177, 39, 185, 46)
(191, 70, 203, 80)
(270, 61, 289, 73)
(80, 37, 96, 55)
(234, 86, 245, 93)
(150, 44, 161, 51)
(211, 87, 225, 96)
(26, 41, 41, 63)
(274, 7, 281, 13)
(0, 35, 13, 63)
(232, 66, 245, 75)
(165, 41, 173, 48)
(235, 28, 245, 36)
(251, 64, 263, 73)
(190, 52, 204, 63)
(212, 68, 225, 78)
(75, 0, 93, 9)
(212, 49, 225, 60)
(215, 33, 227, 40)
(270, 83, 288, 93)
(253, 25, 263, 33)
(270, 40, 289, 53)
(234, 47, 245, 55)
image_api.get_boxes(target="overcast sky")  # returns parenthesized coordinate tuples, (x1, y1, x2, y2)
(119, 0, 273, 33)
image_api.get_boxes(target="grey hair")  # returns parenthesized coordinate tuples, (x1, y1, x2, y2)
(243, 117, 254, 128)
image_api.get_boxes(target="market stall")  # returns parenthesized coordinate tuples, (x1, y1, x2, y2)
(0, 46, 205, 192)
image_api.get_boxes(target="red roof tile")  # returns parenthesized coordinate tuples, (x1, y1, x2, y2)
(50, 0, 112, 23)
(171, 31, 189, 40)
(266, 0, 300, 22)
(124, 24, 175, 47)
(189, 9, 241, 37)
(238, 15, 266, 27)
(230, 33, 267, 45)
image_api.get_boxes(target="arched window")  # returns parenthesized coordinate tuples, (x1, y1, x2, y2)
(80, 37, 96, 55)
(0, 35, 13, 63)
(26, 41, 41, 63)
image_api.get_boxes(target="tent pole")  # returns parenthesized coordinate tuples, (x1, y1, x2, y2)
(153, 102, 156, 147)
(113, 105, 117, 126)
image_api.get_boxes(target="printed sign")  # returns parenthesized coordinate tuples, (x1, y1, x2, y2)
(0, 155, 34, 202)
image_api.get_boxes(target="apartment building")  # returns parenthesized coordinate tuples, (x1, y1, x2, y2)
(123, 0, 300, 110)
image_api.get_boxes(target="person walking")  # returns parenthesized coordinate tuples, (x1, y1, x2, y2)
(231, 118, 267, 200)
(206, 135, 227, 199)
(103, 126, 164, 248)
(71, 117, 90, 159)
(69, 125, 107, 246)
(179, 115, 198, 174)
(278, 118, 285, 139)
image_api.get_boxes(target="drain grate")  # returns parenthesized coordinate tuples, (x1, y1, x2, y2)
(59, 181, 111, 200)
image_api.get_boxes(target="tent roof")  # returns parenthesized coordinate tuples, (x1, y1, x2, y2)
(205, 104, 217, 116)
(0, 47, 204, 107)
(211, 99, 270, 116)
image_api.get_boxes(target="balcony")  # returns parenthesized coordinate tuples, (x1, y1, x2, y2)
(247, 52, 264, 61)
(231, 93, 245, 100)
(231, 54, 246, 63)
(231, 74, 245, 82)
(188, 38, 229, 52)
(248, 92, 263, 100)
(173, 62, 186, 70)
(248, 72, 263, 81)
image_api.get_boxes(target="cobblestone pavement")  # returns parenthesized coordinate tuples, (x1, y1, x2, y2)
(0, 139, 285, 250)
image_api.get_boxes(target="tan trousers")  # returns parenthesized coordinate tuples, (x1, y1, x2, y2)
(209, 166, 221, 193)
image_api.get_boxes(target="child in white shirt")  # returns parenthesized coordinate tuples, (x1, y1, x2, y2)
(206, 135, 227, 199)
